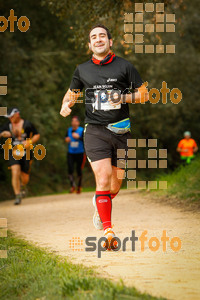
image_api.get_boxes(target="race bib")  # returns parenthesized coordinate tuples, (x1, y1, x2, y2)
(93, 90, 121, 111)
(70, 141, 79, 148)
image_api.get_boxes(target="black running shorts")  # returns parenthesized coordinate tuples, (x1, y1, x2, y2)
(84, 124, 131, 167)
(8, 150, 33, 174)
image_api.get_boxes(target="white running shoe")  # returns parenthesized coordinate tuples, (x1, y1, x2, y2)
(93, 195, 103, 230)
(103, 227, 118, 250)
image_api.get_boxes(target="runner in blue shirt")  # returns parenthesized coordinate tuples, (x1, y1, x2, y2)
(65, 116, 85, 193)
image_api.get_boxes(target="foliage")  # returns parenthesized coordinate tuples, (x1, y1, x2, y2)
(156, 155, 200, 202)
(0, 0, 199, 199)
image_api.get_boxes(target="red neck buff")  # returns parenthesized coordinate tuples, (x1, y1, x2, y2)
(92, 51, 116, 65)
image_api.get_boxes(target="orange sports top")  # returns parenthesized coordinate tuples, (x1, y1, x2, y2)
(177, 138, 197, 157)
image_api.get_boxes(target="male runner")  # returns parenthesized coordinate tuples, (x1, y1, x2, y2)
(60, 24, 148, 249)
(65, 116, 84, 193)
(177, 131, 198, 164)
(0, 108, 40, 204)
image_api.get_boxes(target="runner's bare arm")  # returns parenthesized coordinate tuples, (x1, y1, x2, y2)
(109, 82, 149, 105)
(194, 146, 198, 153)
(23, 133, 40, 149)
(60, 89, 81, 117)
(125, 82, 149, 104)
(177, 147, 188, 153)
(31, 134, 40, 144)
(0, 131, 12, 138)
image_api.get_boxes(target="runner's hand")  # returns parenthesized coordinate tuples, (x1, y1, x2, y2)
(60, 101, 73, 117)
(72, 132, 80, 139)
(108, 92, 122, 106)
(65, 137, 71, 143)
(22, 139, 33, 149)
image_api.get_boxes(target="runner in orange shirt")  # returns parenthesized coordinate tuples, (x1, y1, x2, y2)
(177, 131, 198, 164)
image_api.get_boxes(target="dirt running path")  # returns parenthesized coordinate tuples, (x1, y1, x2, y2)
(0, 190, 200, 300)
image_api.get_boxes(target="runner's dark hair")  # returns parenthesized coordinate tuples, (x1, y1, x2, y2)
(72, 115, 80, 121)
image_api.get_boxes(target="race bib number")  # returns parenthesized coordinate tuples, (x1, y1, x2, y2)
(70, 141, 79, 148)
(93, 90, 121, 111)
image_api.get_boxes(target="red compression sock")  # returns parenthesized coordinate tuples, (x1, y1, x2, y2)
(111, 191, 119, 200)
(95, 191, 112, 230)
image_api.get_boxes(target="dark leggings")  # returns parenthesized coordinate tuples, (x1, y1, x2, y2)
(67, 152, 84, 187)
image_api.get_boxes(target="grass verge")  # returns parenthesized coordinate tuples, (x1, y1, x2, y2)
(155, 155, 200, 204)
(0, 231, 165, 300)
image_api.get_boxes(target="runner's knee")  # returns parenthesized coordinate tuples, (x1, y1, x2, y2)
(96, 175, 111, 190)
(11, 165, 20, 177)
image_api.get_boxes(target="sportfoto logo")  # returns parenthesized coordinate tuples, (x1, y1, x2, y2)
(0, 218, 7, 259)
(0, 76, 7, 117)
(118, 138, 168, 190)
(69, 230, 181, 258)
(72, 81, 182, 105)
(124, 3, 176, 54)
(1, 138, 46, 161)
(0, 9, 30, 33)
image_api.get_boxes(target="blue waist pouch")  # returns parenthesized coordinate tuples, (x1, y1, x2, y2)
(106, 118, 131, 134)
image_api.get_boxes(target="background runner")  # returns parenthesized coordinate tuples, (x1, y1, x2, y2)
(0, 108, 40, 204)
(177, 131, 198, 164)
(65, 116, 85, 193)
